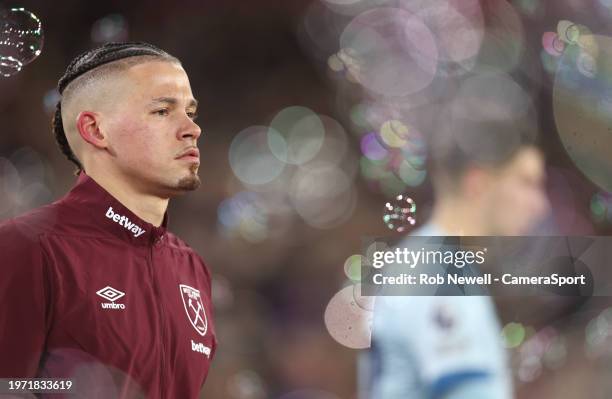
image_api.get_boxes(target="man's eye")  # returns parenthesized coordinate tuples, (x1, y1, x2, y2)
(154, 109, 169, 116)
(187, 112, 198, 121)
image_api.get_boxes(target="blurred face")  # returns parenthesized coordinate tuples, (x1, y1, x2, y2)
(482, 147, 549, 235)
(102, 60, 201, 197)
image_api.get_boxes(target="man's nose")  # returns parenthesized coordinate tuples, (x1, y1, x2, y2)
(179, 116, 201, 141)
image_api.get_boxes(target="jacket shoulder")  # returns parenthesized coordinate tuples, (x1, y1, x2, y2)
(0, 203, 62, 241)
(164, 232, 212, 275)
(164, 231, 196, 251)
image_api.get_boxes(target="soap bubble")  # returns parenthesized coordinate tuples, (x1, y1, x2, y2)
(0, 8, 44, 77)
(557, 20, 581, 44)
(553, 34, 612, 192)
(324, 285, 372, 349)
(383, 194, 416, 232)
(542, 32, 565, 57)
(343, 254, 363, 281)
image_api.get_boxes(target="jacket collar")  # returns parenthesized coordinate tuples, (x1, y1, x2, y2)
(63, 171, 168, 245)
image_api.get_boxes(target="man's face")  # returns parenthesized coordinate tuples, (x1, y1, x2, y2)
(102, 60, 201, 197)
(482, 147, 550, 235)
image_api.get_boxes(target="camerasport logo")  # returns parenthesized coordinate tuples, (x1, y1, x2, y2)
(96, 286, 126, 310)
(179, 284, 208, 336)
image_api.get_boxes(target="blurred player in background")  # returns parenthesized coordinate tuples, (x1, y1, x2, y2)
(360, 105, 550, 398)
(0, 42, 216, 398)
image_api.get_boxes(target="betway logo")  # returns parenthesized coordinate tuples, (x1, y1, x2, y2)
(105, 207, 146, 237)
(191, 340, 211, 358)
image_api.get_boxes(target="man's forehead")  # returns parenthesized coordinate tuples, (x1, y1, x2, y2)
(124, 61, 194, 98)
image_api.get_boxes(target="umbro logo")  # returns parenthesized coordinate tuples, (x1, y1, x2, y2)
(105, 207, 146, 238)
(96, 286, 126, 310)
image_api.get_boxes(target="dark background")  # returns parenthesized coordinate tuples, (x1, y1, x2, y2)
(2, 1, 612, 398)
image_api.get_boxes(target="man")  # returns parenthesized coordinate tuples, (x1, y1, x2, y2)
(361, 106, 550, 398)
(0, 42, 216, 398)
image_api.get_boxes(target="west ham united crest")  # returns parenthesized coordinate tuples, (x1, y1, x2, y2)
(179, 284, 208, 336)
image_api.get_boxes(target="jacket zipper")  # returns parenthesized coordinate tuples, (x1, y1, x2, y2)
(147, 238, 167, 398)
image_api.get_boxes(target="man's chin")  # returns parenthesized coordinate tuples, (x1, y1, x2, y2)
(177, 174, 201, 191)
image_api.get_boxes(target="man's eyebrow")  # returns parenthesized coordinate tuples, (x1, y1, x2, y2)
(150, 97, 198, 108)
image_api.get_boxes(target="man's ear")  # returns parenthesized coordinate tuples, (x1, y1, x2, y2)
(462, 166, 491, 199)
(75, 111, 108, 149)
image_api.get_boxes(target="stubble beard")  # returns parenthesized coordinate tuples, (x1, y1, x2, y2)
(176, 163, 201, 191)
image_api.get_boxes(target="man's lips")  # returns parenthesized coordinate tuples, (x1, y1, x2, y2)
(176, 148, 200, 161)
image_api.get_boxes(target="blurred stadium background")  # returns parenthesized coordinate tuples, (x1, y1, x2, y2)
(2, 0, 612, 398)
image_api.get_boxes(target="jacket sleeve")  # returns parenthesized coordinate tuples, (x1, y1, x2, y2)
(0, 220, 52, 378)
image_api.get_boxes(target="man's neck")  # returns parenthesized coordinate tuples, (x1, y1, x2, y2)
(84, 168, 168, 227)
(430, 197, 489, 236)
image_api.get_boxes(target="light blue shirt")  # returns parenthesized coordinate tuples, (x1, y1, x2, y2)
(360, 223, 513, 399)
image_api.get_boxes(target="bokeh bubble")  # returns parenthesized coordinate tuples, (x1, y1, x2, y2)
(379, 119, 409, 148)
(517, 354, 542, 382)
(557, 20, 581, 44)
(91, 14, 129, 43)
(590, 191, 612, 224)
(585, 307, 612, 359)
(339, 7, 438, 98)
(43, 88, 60, 114)
(383, 194, 416, 232)
(401, 127, 427, 168)
(398, 159, 426, 187)
(401, 0, 484, 69)
(542, 334, 567, 370)
(268, 106, 325, 165)
(0, 7, 43, 77)
(226, 369, 267, 399)
(229, 126, 286, 185)
(512, 326, 567, 382)
(217, 191, 269, 243)
(290, 163, 356, 229)
(553, 34, 612, 192)
(323, 285, 372, 349)
(343, 254, 363, 282)
(542, 32, 565, 57)
(502, 322, 526, 348)
(360, 132, 388, 160)
(327, 53, 344, 72)
(305, 115, 349, 166)
(211, 274, 235, 311)
(590, 193, 607, 222)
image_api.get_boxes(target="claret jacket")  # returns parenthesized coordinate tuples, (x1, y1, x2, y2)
(0, 172, 217, 399)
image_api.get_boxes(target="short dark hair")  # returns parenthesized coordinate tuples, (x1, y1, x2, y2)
(427, 105, 539, 190)
(52, 42, 179, 174)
